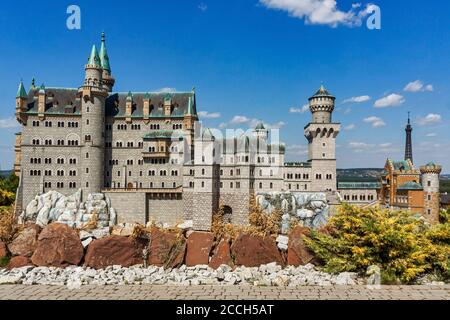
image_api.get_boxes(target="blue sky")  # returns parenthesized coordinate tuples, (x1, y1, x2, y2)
(0, 0, 449, 172)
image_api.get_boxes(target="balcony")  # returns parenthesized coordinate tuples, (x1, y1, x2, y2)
(142, 150, 170, 159)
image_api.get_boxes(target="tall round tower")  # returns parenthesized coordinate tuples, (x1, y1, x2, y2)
(99, 32, 115, 92)
(79, 44, 108, 199)
(308, 84, 336, 124)
(420, 162, 442, 224)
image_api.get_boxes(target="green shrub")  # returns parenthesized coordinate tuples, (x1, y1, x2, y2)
(304, 204, 450, 284)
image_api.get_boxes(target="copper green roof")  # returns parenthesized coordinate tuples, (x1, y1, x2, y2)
(397, 181, 423, 190)
(310, 84, 334, 98)
(186, 96, 195, 116)
(16, 81, 27, 99)
(338, 182, 381, 189)
(143, 130, 184, 140)
(392, 160, 412, 171)
(88, 45, 101, 67)
(126, 91, 133, 101)
(99, 32, 111, 72)
(255, 122, 266, 130)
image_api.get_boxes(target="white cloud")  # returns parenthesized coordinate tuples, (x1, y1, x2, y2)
(289, 104, 309, 113)
(231, 115, 250, 124)
(198, 111, 221, 119)
(344, 124, 355, 131)
(404, 80, 434, 93)
(417, 114, 442, 126)
(426, 133, 437, 137)
(286, 144, 308, 156)
(259, 0, 372, 27)
(363, 116, 386, 128)
(0, 117, 19, 129)
(343, 95, 371, 104)
(155, 87, 177, 93)
(198, 3, 208, 12)
(379, 143, 392, 148)
(374, 94, 405, 108)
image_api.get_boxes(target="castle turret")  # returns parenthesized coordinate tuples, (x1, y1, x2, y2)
(420, 162, 442, 224)
(100, 32, 115, 92)
(15, 81, 28, 124)
(79, 44, 108, 199)
(304, 85, 340, 192)
(308, 85, 335, 123)
(183, 90, 198, 162)
(253, 122, 268, 141)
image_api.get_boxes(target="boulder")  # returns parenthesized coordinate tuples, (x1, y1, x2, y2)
(7, 256, 32, 270)
(148, 227, 186, 268)
(84, 236, 145, 269)
(185, 232, 214, 266)
(0, 241, 7, 258)
(230, 234, 284, 267)
(276, 235, 289, 251)
(31, 223, 84, 267)
(287, 226, 315, 266)
(209, 238, 233, 269)
(7, 224, 41, 257)
(111, 224, 135, 237)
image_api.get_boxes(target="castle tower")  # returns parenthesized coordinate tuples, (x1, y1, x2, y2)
(253, 122, 269, 141)
(304, 85, 340, 192)
(191, 128, 219, 231)
(420, 162, 442, 224)
(405, 112, 413, 163)
(99, 32, 115, 92)
(15, 80, 28, 124)
(183, 90, 198, 163)
(79, 44, 108, 199)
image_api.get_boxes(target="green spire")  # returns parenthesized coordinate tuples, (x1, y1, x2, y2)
(127, 91, 133, 101)
(144, 92, 150, 99)
(31, 78, 36, 89)
(88, 45, 101, 67)
(186, 96, 195, 116)
(39, 83, 45, 93)
(16, 80, 27, 99)
(100, 32, 111, 72)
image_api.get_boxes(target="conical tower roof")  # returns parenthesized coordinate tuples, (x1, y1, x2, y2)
(100, 32, 111, 72)
(16, 81, 27, 98)
(88, 45, 101, 67)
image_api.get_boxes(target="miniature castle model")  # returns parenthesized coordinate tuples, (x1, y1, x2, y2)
(13, 34, 441, 230)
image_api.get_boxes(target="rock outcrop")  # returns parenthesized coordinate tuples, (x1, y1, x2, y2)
(21, 190, 117, 229)
(0, 241, 7, 259)
(7, 256, 32, 270)
(149, 228, 186, 268)
(287, 226, 315, 266)
(231, 234, 285, 267)
(209, 238, 233, 270)
(31, 223, 84, 267)
(84, 236, 144, 269)
(186, 232, 214, 267)
(7, 224, 41, 257)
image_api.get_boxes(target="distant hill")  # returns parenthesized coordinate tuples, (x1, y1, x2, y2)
(337, 168, 384, 182)
(0, 170, 13, 178)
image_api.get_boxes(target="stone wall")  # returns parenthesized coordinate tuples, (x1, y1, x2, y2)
(147, 193, 184, 226)
(104, 191, 146, 224)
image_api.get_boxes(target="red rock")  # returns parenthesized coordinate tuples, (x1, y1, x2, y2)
(209, 238, 233, 269)
(7, 256, 32, 270)
(0, 241, 7, 258)
(230, 234, 284, 267)
(287, 226, 315, 266)
(85, 236, 145, 269)
(148, 227, 186, 268)
(186, 231, 214, 266)
(31, 223, 84, 267)
(8, 224, 41, 257)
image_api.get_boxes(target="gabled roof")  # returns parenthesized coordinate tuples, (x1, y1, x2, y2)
(23, 88, 81, 115)
(397, 181, 423, 190)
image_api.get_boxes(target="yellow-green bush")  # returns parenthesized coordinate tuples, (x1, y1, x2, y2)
(304, 204, 450, 284)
